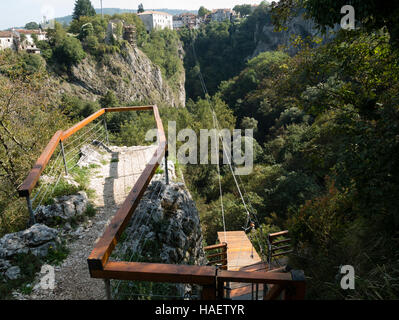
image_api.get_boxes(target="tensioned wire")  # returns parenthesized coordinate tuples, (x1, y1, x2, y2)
(31, 123, 107, 212)
(191, 33, 267, 265)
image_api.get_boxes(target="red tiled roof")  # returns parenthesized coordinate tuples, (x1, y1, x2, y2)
(14, 29, 45, 35)
(138, 10, 172, 16)
(0, 31, 13, 38)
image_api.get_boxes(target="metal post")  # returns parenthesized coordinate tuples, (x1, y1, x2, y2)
(60, 141, 68, 176)
(104, 279, 111, 300)
(225, 282, 231, 300)
(103, 118, 110, 146)
(165, 150, 169, 185)
(263, 283, 268, 300)
(26, 195, 35, 227)
(255, 283, 259, 300)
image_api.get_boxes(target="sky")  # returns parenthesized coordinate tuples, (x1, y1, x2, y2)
(0, 0, 264, 30)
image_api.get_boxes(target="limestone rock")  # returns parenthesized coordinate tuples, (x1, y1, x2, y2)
(0, 259, 11, 272)
(0, 224, 59, 259)
(77, 144, 103, 168)
(5, 266, 21, 280)
(35, 191, 88, 227)
(64, 43, 186, 108)
(114, 181, 206, 266)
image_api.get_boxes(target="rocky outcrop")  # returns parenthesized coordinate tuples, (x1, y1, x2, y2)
(0, 224, 60, 260)
(115, 181, 206, 266)
(77, 143, 104, 168)
(35, 191, 89, 227)
(61, 43, 185, 107)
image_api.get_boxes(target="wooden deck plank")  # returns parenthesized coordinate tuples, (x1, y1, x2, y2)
(217, 231, 261, 271)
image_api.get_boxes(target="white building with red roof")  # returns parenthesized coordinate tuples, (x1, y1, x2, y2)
(138, 11, 173, 32)
(0, 31, 14, 50)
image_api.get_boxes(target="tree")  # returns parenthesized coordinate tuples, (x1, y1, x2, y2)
(271, 0, 399, 46)
(72, 0, 96, 21)
(198, 6, 210, 17)
(233, 4, 252, 17)
(0, 50, 67, 235)
(25, 22, 39, 30)
(138, 3, 145, 13)
(54, 36, 86, 68)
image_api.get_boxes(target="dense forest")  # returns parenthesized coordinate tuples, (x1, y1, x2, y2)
(177, 1, 399, 299)
(0, 0, 398, 300)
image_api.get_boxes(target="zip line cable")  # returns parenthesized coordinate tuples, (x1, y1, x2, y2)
(190, 32, 268, 262)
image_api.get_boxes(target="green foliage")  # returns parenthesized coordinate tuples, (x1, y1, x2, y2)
(272, 0, 399, 47)
(233, 4, 252, 17)
(53, 35, 86, 68)
(141, 28, 184, 89)
(181, 2, 272, 100)
(72, 0, 96, 21)
(138, 4, 144, 14)
(42, 179, 81, 206)
(0, 253, 42, 299)
(20, 53, 46, 74)
(45, 243, 70, 266)
(0, 50, 68, 236)
(60, 94, 100, 120)
(99, 90, 119, 108)
(198, 6, 211, 17)
(25, 22, 39, 30)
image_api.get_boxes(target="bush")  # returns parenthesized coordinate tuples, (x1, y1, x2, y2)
(54, 36, 86, 68)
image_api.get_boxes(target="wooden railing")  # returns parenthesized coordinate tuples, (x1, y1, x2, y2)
(204, 243, 228, 270)
(17, 106, 161, 226)
(267, 230, 293, 268)
(18, 106, 306, 300)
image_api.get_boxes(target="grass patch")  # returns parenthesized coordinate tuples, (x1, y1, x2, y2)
(155, 167, 164, 174)
(0, 252, 42, 300)
(42, 179, 80, 206)
(44, 242, 69, 266)
(84, 203, 96, 218)
(0, 243, 70, 299)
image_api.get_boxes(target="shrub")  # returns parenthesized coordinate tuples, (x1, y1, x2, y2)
(54, 36, 86, 68)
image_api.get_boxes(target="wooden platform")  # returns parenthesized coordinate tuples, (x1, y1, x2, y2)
(217, 231, 262, 271)
(216, 231, 270, 299)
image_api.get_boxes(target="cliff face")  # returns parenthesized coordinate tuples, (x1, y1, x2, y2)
(60, 44, 186, 108)
(252, 14, 337, 57)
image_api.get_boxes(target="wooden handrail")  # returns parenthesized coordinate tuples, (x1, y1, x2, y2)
(61, 109, 106, 142)
(217, 269, 295, 285)
(204, 242, 227, 269)
(18, 106, 159, 197)
(268, 230, 289, 239)
(204, 243, 227, 251)
(104, 106, 154, 113)
(206, 251, 227, 260)
(90, 261, 217, 285)
(87, 105, 166, 271)
(18, 130, 64, 197)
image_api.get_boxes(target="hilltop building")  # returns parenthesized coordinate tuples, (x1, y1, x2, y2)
(0, 31, 14, 50)
(106, 19, 137, 46)
(209, 9, 238, 22)
(173, 12, 200, 30)
(0, 29, 46, 53)
(138, 11, 173, 32)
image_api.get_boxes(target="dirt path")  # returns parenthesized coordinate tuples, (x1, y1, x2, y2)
(22, 145, 157, 300)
